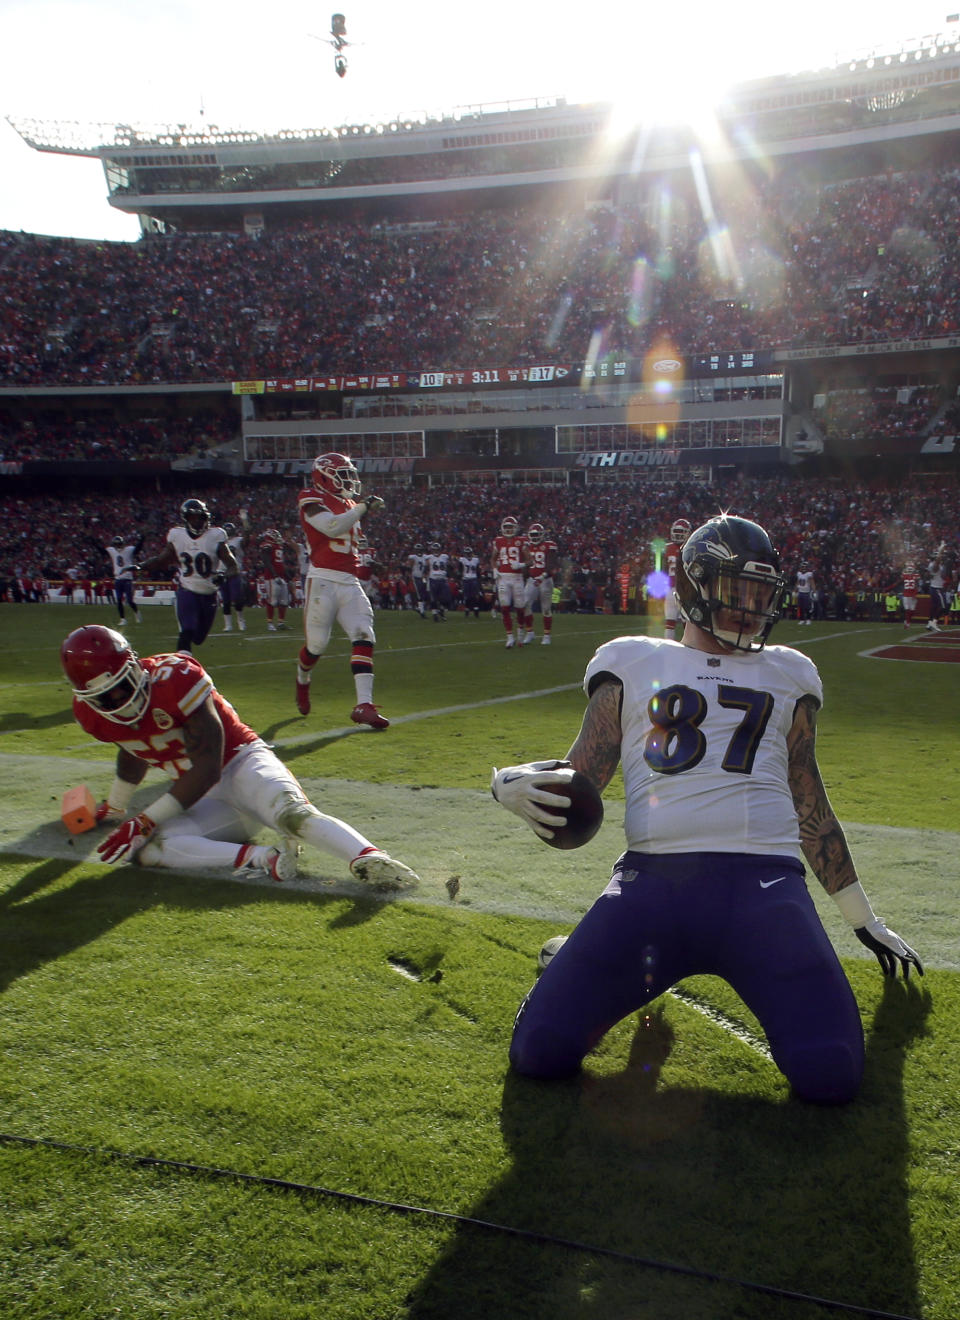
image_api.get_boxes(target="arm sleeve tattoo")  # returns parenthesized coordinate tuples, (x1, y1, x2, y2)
(566, 678, 623, 792)
(787, 694, 860, 896)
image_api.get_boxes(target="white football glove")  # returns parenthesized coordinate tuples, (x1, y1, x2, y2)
(491, 760, 574, 840)
(833, 882, 923, 979)
(855, 920, 924, 980)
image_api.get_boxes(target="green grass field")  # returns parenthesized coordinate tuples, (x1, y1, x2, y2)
(1, 602, 957, 1320)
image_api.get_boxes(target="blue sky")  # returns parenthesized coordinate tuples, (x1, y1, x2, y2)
(1, 0, 954, 239)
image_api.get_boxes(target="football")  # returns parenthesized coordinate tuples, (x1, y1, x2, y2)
(537, 935, 568, 971)
(541, 771, 604, 850)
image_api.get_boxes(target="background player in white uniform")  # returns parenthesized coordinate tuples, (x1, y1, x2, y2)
(86, 531, 144, 627)
(425, 543, 451, 621)
(61, 624, 418, 892)
(795, 563, 815, 625)
(458, 548, 482, 618)
(663, 517, 691, 638)
(220, 521, 247, 633)
(407, 544, 428, 617)
(521, 522, 559, 645)
(295, 452, 388, 729)
(491, 515, 528, 648)
(492, 514, 921, 1105)
(140, 499, 238, 654)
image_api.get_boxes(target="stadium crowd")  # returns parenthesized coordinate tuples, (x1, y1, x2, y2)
(2, 473, 957, 619)
(4, 165, 960, 388)
(0, 406, 236, 462)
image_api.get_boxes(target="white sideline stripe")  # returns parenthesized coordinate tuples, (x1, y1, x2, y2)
(667, 988, 773, 1060)
(275, 684, 583, 748)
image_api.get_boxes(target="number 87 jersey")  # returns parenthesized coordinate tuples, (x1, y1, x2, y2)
(584, 636, 822, 859)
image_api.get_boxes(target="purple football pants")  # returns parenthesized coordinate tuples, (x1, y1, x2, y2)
(509, 851, 864, 1104)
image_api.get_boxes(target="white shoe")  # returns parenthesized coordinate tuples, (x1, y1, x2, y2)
(542, 635, 551, 645)
(117, 617, 127, 628)
(223, 622, 234, 632)
(349, 849, 420, 891)
(268, 623, 277, 632)
(238, 618, 246, 632)
(524, 630, 536, 644)
(926, 621, 941, 632)
(505, 634, 516, 648)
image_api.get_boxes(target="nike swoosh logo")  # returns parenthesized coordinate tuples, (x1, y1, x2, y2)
(759, 876, 788, 889)
(501, 773, 524, 784)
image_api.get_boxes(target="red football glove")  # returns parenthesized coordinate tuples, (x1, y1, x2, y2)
(95, 800, 126, 826)
(97, 812, 157, 864)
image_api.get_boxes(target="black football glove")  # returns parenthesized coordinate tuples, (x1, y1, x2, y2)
(855, 922, 924, 979)
(363, 493, 385, 513)
(211, 572, 226, 587)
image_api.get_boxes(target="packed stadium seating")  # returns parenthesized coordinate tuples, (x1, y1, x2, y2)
(3, 166, 960, 390)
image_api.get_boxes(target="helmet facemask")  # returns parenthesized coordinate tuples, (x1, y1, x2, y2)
(70, 653, 150, 724)
(698, 564, 784, 651)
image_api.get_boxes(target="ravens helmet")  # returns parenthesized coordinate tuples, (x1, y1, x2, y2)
(676, 515, 785, 652)
(181, 499, 211, 538)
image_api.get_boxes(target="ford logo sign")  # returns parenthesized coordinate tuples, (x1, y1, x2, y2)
(652, 358, 682, 372)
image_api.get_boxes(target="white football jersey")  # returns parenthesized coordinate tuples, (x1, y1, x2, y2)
(426, 553, 449, 580)
(459, 555, 480, 579)
(584, 635, 823, 858)
(106, 544, 138, 578)
(167, 525, 227, 596)
(226, 534, 245, 571)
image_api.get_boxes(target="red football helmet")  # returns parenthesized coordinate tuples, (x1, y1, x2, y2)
(500, 516, 519, 538)
(311, 452, 361, 499)
(527, 523, 545, 544)
(60, 625, 150, 725)
(670, 518, 692, 544)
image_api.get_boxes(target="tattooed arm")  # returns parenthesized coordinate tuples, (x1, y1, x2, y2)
(566, 676, 623, 793)
(788, 693, 923, 977)
(170, 697, 225, 809)
(787, 694, 859, 897)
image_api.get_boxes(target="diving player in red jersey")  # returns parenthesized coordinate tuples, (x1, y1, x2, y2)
(61, 624, 419, 892)
(492, 515, 921, 1104)
(295, 452, 389, 728)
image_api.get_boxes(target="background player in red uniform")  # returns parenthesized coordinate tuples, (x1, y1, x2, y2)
(61, 624, 418, 891)
(295, 452, 388, 728)
(663, 517, 691, 639)
(521, 522, 559, 645)
(259, 528, 296, 631)
(900, 560, 920, 628)
(491, 515, 528, 648)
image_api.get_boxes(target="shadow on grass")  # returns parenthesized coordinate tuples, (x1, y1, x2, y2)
(0, 851, 393, 996)
(0, 707, 75, 733)
(403, 980, 931, 1320)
